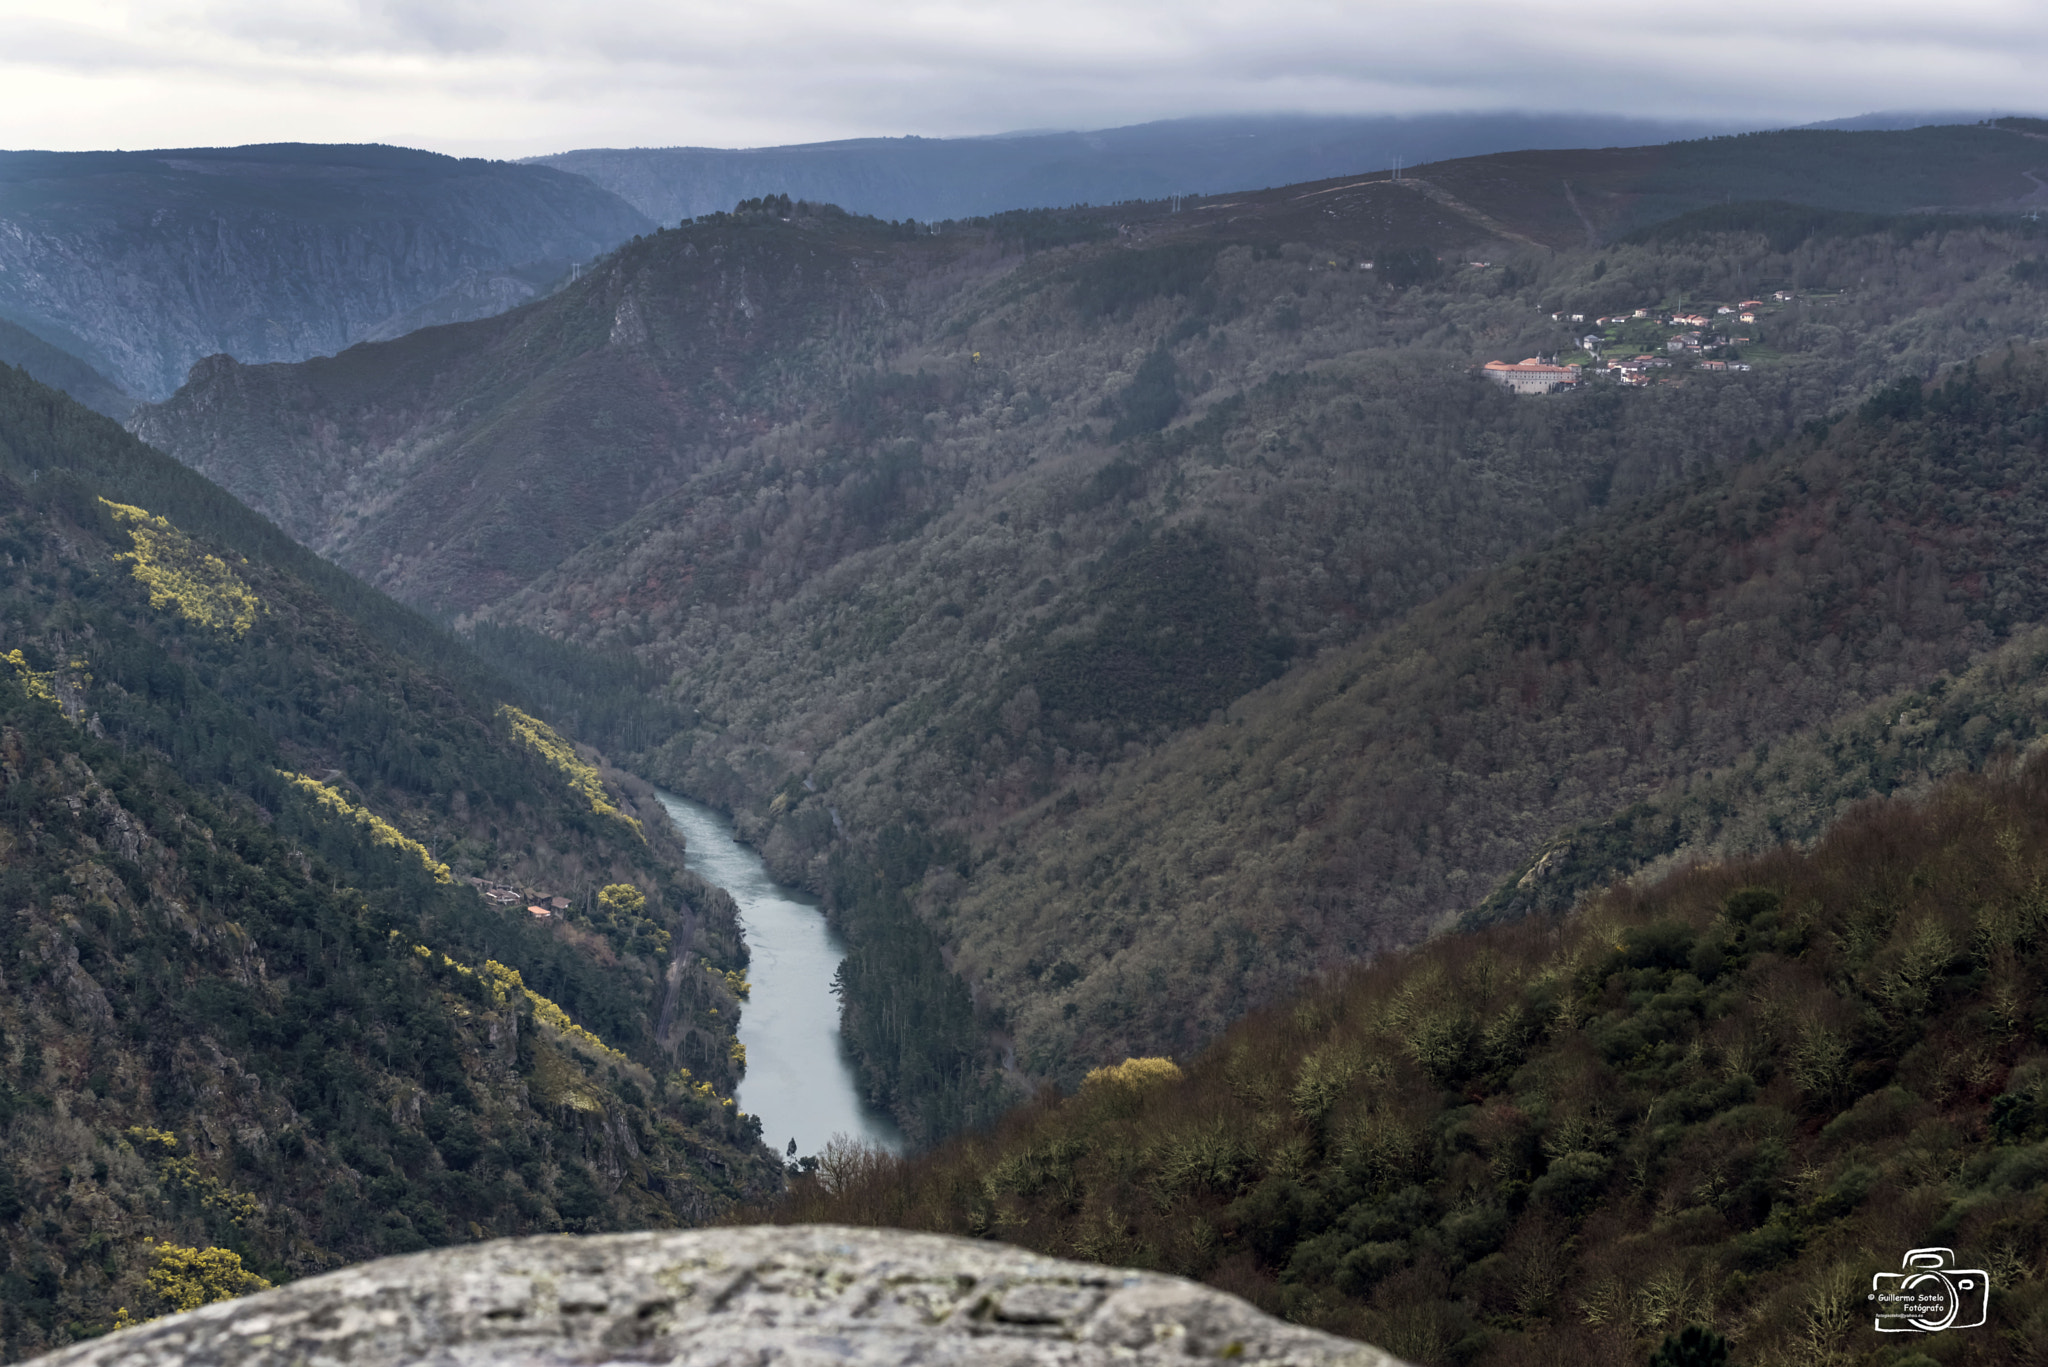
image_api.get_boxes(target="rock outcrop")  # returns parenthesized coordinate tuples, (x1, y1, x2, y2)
(26, 1227, 1405, 1367)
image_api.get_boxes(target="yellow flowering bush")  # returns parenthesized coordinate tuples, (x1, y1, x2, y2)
(2, 649, 58, 707)
(101, 499, 263, 636)
(136, 1240, 270, 1316)
(598, 882, 645, 916)
(125, 1128, 262, 1226)
(1081, 1056, 1183, 1091)
(124, 1125, 179, 1154)
(277, 771, 451, 883)
(479, 957, 628, 1063)
(500, 706, 644, 837)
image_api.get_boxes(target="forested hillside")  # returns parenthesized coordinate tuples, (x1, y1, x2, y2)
(944, 350, 2048, 1088)
(0, 144, 650, 398)
(0, 365, 779, 1357)
(132, 125, 2048, 1140)
(771, 750, 2048, 1367)
(1474, 625, 2048, 927)
(0, 320, 128, 422)
(520, 212, 2047, 1136)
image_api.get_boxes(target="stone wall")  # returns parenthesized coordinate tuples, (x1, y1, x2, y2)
(26, 1226, 1406, 1367)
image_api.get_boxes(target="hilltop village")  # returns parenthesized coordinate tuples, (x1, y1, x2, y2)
(1486, 290, 1796, 392)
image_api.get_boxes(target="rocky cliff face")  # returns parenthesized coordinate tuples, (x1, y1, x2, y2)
(0, 144, 651, 399)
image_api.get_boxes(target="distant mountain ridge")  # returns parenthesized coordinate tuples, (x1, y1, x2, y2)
(0, 143, 652, 399)
(529, 113, 1765, 225)
(530, 112, 2048, 230)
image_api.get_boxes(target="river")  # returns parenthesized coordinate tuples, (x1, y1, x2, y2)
(654, 790, 904, 1159)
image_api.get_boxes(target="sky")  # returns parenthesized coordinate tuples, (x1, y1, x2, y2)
(0, 1, 2042, 158)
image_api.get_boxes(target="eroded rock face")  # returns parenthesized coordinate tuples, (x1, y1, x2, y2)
(27, 1226, 1403, 1367)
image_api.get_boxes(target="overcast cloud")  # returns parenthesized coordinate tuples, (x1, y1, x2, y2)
(0, 1, 2041, 157)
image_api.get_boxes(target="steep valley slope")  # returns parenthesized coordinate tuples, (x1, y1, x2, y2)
(135, 124, 2048, 620)
(132, 130, 2048, 1139)
(0, 144, 651, 401)
(941, 353, 2048, 1082)
(0, 365, 780, 1357)
(0, 319, 131, 422)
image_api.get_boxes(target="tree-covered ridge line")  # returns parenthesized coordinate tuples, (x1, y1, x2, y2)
(0, 143, 651, 399)
(4, 360, 508, 713)
(0, 365, 768, 1085)
(0, 363, 696, 956)
(0, 317, 132, 423)
(1417, 122, 2048, 247)
(499, 706, 644, 838)
(771, 748, 2048, 1367)
(531, 113, 1768, 225)
(275, 771, 452, 884)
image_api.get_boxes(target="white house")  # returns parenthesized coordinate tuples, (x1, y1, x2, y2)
(1484, 359, 1583, 394)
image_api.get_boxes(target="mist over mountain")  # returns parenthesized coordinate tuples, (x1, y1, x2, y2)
(0, 144, 651, 400)
(529, 113, 1767, 225)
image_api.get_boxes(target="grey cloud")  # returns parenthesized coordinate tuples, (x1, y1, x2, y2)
(0, 1, 2043, 154)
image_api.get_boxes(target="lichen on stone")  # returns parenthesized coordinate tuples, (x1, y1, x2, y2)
(25, 1226, 1405, 1367)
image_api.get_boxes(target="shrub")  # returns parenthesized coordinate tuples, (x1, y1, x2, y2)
(127, 1241, 270, 1321)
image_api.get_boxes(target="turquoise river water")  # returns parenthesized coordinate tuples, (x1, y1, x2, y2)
(655, 790, 903, 1159)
